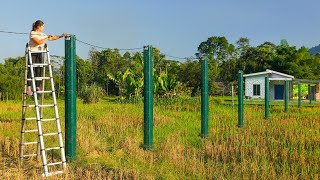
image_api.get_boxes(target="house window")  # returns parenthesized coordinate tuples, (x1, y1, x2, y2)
(253, 84, 261, 96)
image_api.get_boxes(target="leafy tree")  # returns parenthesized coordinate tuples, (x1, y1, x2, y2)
(197, 36, 234, 63)
(292, 46, 314, 79)
(76, 56, 94, 91)
(50, 55, 65, 98)
(236, 37, 250, 71)
(0, 57, 24, 100)
(177, 59, 200, 96)
(280, 39, 289, 47)
(272, 44, 296, 75)
(241, 42, 276, 73)
(89, 48, 130, 95)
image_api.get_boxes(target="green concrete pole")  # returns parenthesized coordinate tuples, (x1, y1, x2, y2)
(65, 35, 77, 161)
(284, 80, 289, 113)
(264, 76, 269, 120)
(200, 57, 209, 138)
(309, 84, 312, 104)
(298, 83, 301, 108)
(143, 45, 153, 149)
(238, 71, 244, 128)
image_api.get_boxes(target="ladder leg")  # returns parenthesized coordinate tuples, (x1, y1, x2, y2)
(38, 53, 46, 162)
(20, 53, 29, 163)
(29, 50, 49, 175)
(47, 50, 67, 170)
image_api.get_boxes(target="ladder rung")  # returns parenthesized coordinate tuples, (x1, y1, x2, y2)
(45, 147, 60, 151)
(27, 77, 51, 81)
(23, 104, 55, 108)
(23, 117, 37, 120)
(47, 162, 63, 166)
(22, 153, 38, 157)
(30, 50, 48, 53)
(38, 104, 55, 107)
(42, 171, 64, 177)
(36, 90, 53, 94)
(22, 118, 58, 122)
(42, 118, 56, 122)
(42, 132, 58, 136)
(23, 129, 38, 133)
(23, 141, 38, 145)
(24, 105, 35, 108)
(28, 63, 49, 67)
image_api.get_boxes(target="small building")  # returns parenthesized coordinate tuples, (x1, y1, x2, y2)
(243, 69, 294, 100)
(294, 79, 320, 101)
(243, 69, 320, 101)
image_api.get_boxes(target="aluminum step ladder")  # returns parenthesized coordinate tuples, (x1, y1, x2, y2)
(20, 43, 67, 177)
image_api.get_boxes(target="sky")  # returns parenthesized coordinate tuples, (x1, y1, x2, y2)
(0, 0, 320, 63)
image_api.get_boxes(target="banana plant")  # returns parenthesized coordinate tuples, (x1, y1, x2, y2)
(107, 68, 131, 97)
(126, 68, 144, 98)
(157, 73, 181, 97)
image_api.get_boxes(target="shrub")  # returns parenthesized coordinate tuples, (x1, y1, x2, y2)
(80, 83, 105, 104)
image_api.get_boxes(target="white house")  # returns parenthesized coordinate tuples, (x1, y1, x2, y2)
(243, 69, 294, 100)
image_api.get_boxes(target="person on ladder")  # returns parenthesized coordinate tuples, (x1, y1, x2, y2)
(27, 20, 67, 95)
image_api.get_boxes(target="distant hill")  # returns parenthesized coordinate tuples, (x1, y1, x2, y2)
(309, 44, 320, 55)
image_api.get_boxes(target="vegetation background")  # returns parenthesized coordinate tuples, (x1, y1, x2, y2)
(0, 37, 319, 100)
(0, 36, 320, 179)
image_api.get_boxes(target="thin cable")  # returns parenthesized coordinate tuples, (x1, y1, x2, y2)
(163, 53, 199, 61)
(0, 30, 28, 35)
(1, 29, 194, 59)
(164, 54, 188, 60)
(50, 54, 64, 59)
(76, 38, 143, 51)
(0, 30, 53, 37)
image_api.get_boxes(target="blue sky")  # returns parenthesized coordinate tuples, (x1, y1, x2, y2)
(0, 0, 319, 62)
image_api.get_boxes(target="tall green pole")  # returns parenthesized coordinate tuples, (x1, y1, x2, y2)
(200, 57, 209, 138)
(143, 45, 153, 149)
(309, 84, 312, 104)
(65, 35, 77, 161)
(284, 80, 289, 113)
(298, 82, 301, 108)
(264, 76, 269, 120)
(238, 71, 244, 128)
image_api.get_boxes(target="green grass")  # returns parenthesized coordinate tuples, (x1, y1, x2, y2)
(0, 96, 319, 179)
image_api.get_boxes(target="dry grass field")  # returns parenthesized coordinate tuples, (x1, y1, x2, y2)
(1, 98, 319, 179)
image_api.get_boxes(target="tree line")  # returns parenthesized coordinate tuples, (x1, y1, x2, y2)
(0, 36, 319, 101)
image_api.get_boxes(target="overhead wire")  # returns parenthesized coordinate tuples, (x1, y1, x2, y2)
(0, 30, 28, 35)
(164, 54, 199, 61)
(75, 38, 143, 51)
(0, 29, 195, 60)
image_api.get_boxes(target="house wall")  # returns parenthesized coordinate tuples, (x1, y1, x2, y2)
(245, 75, 265, 99)
(269, 80, 285, 100)
(245, 77, 293, 100)
(315, 83, 319, 101)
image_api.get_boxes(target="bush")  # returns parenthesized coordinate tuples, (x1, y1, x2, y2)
(79, 84, 105, 104)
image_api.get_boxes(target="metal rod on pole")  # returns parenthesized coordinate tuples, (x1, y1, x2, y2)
(265, 76, 269, 120)
(238, 71, 244, 128)
(143, 45, 153, 150)
(200, 56, 209, 138)
(65, 35, 77, 161)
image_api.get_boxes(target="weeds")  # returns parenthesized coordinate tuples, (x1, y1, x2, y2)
(0, 98, 319, 179)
